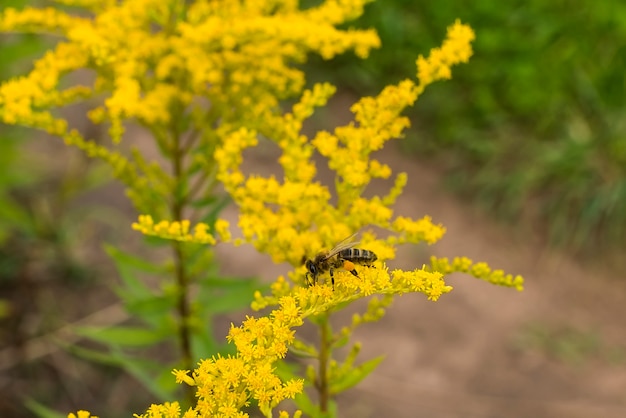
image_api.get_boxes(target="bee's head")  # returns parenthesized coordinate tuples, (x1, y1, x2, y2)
(305, 259, 316, 275)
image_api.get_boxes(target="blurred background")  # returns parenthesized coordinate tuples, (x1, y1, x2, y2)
(1, 0, 626, 417)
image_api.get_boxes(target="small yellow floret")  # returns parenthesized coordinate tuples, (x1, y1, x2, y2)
(68, 411, 98, 418)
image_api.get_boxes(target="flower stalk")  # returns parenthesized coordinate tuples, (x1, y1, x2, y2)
(317, 313, 332, 414)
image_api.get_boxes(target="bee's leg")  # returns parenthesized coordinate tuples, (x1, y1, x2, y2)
(329, 267, 335, 290)
(342, 260, 359, 278)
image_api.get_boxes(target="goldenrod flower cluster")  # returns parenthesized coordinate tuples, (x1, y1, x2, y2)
(0, 0, 380, 138)
(0, 0, 380, 214)
(143, 298, 306, 418)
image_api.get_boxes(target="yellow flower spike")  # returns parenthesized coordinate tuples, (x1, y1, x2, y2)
(392, 215, 447, 245)
(390, 268, 453, 301)
(417, 20, 475, 88)
(471, 262, 491, 277)
(214, 219, 232, 243)
(382, 172, 408, 206)
(452, 256, 473, 272)
(0, 6, 80, 33)
(133, 216, 221, 245)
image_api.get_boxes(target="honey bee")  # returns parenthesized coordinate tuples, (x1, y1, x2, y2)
(304, 233, 377, 289)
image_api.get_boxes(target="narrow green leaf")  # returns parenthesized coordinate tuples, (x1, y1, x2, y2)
(189, 194, 218, 209)
(328, 355, 384, 395)
(110, 347, 175, 401)
(104, 244, 164, 274)
(328, 399, 338, 418)
(191, 330, 220, 359)
(287, 344, 318, 358)
(22, 398, 66, 418)
(104, 244, 157, 299)
(330, 333, 349, 350)
(74, 325, 169, 347)
(199, 276, 263, 314)
(293, 391, 318, 417)
(201, 275, 258, 287)
(125, 294, 176, 317)
(273, 359, 300, 382)
(198, 194, 231, 225)
(154, 364, 182, 394)
(64, 343, 125, 366)
(66, 344, 173, 400)
(144, 234, 174, 247)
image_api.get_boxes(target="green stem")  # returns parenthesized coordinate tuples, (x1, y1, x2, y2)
(173, 241, 192, 365)
(169, 108, 194, 406)
(318, 313, 331, 414)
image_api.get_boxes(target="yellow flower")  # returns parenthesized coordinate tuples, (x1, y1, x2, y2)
(68, 411, 98, 418)
(172, 369, 195, 386)
(136, 402, 181, 418)
(131, 216, 229, 245)
(214, 219, 232, 242)
(416, 19, 475, 87)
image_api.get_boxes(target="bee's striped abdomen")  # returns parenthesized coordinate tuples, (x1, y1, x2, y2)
(339, 248, 377, 264)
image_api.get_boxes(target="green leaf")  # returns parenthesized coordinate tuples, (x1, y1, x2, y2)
(198, 194, 231, 226)
(292, 394, 337, 418)
(198, 276, 264, 314)
(287, 344, 318, 358)
(273, 358, 301, 381)
(330, 333, 349, 350)
(328, 355, 384, 395)
(74, 325, 169, 347)
(104, 244, 163, 298)
(293, 391, 318, 417)
(154, 364, 182, 394)
(125, 294, 176, 317)
(108, 347, 175, 400)
(191, 329, 220, 358)
(22, 398, 66, 418)
(189, 194, 218, 209)
(327, 399, 338, 418)
(64, 342, 125, 366)
(67, 344, 173, 400)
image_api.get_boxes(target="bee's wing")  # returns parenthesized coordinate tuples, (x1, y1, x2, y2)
(323, 233, 360, 260)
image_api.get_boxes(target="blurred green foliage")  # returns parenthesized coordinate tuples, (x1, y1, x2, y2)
(306, 0, 626, 253)
(0, 2, 116, 417)
(0, 0, 97, 283)
(515, 322, 625, 366)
